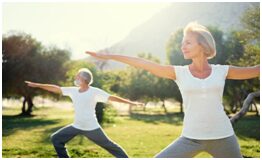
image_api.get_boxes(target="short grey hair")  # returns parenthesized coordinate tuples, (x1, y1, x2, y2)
(78, 68, 93, 85)
(183, 22, 216, 59)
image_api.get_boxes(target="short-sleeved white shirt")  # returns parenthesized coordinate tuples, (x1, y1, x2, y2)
(61, 86, 110, 131)
(174, 64, 234, 140)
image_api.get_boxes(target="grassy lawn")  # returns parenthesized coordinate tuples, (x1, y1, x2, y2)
(2, 106, 260, 158)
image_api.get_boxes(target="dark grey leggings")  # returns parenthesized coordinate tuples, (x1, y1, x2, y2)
(155, 135, 242, 158)
(51, 125, 128, 158)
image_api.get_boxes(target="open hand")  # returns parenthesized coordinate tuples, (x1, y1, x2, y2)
(85, 51, 110, 60)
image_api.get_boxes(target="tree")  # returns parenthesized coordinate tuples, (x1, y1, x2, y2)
(224, 4, 260, 113)
(166, 29, 191, 66)
(154, 77, 181, 113)
(62, 60, 99, 87)
(2, 32, 70, 115)
(113, 53, 157, 101)
(104, 53, 178, 113)
(230, 91, 260, 124)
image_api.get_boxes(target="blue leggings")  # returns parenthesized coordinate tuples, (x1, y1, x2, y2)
(51, 125, 128, 158)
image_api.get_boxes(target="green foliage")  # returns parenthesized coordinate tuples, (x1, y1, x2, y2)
(102, 105, 118, 124)
(226, 4, 259, 68)
(241, 4, 260, 42)
(2, 32, 71, 115)
(62, 60, 100, 87)
(2, 32, 70, 99)
(111, 53, 178, 104)
(97, 69, 128, 94)
(166, 29, 190, 65)
(223, 5, 260, 113)
(208, 26, 230, 64)
(3, 32, 42, 98)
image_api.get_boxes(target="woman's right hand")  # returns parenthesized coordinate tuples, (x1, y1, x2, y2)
(85, 51, 110, 60)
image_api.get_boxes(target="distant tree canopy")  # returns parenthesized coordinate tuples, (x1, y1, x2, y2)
(2, 32, 70, 115)
(98, 53, 180, 113)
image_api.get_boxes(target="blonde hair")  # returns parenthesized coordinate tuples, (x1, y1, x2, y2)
(78, 68, 93, 85)
(183, 22, 216, 59)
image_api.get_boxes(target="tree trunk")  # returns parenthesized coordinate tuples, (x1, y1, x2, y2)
(161, 100, 168, 114)
(253, 102, 259, 116)
(230, 91, 260, 124)
(143, 103, 146, 112)
(21, 96, 34, 116)
(22, 96, 27, 114)
(129, 104, 132, 114)
(180, 102, 183, 113)
(27, 96, 34, 114)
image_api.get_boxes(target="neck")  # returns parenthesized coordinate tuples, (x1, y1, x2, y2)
(191, 57, 210, 71)
(79, 85, 89, 91)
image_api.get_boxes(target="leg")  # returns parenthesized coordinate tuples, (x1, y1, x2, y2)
(205, 135, 242, 158)
(51, 125, 80, 158)
(155, 136, 203, 158)
(82, 128, 128, 158)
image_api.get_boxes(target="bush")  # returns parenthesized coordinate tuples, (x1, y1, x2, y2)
(102, 104, 118, 124)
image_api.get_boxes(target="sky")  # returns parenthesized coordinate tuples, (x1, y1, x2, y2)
(2, 2, 171, 60)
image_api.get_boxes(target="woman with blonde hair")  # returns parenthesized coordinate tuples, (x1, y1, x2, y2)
(85, 22, 259, 158)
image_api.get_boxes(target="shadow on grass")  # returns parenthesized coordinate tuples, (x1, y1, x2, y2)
(130, 112, 260, 140)
(130, 111, 184, 125)
(2, 114, 60, 137)
(233, 114, 260, 141)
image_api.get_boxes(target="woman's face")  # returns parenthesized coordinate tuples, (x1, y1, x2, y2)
(181, 32, 204, 59)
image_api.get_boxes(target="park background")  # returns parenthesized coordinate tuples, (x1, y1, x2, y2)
(2, 2, 260, 158)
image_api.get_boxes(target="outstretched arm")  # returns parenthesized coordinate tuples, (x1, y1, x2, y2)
(108, 95, 144, 106)
(25, 81, 62, 94)
(227, 65, 260, 80)
(85, 51, 176, 80)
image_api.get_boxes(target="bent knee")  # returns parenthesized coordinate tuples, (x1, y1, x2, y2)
(50, 134, 60, 144)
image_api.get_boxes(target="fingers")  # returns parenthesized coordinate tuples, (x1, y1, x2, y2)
(24, 81, 36, 87)
(24, 81, 31, 84)
(25, 81, 33, 86)
(85, 51, 109, 60)
(85, 51, 101, 58)
(85, 51, 96, 55)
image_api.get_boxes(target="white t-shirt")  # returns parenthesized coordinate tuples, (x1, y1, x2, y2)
(174, 64, 234, 140)
(61, 86, 110, 131)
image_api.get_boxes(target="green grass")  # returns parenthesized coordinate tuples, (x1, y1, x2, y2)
(2, 106, 260, 158)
